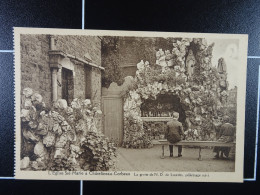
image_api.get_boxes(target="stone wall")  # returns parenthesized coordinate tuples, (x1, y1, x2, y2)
(227, 87, 237, 107)
(20, 34, 52, 106)
(90, 67, 102, 132)
(91, 67, 102, 108)
(20, 34, 102, 108)
(55, 35, 101, 66)
(72, 61, 86, 100)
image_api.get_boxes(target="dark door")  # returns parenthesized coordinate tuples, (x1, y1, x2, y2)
(62, 68, 73, 103)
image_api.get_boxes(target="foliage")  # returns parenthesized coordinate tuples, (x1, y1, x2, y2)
(80, 131, 117, 171)
(101, 36, 124, 88)
(20, 88, 116, 171)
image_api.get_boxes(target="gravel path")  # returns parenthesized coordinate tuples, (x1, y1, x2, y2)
(114, 145, 235, 172)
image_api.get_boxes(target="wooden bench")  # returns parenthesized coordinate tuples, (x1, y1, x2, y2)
(157, 139, 235, 160)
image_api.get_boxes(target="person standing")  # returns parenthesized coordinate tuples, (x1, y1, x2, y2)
(165, 112, 184, 157)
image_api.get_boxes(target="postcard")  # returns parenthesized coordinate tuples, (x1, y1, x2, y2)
(14, 27, 248, 182)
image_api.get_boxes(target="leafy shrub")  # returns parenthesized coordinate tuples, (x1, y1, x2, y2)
(80, 131, 117, 171)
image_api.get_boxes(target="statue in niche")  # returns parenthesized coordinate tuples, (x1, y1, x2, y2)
(217, 57, 227, 74)
(185, 49, 196, 78)
(218, 65, 227, 89)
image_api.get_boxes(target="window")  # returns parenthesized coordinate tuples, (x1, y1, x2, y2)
(85, 66, 92, 99)
(62, 68, 74, 104)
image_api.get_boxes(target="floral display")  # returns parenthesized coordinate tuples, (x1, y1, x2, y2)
(122, 38, 234, 148)
(20, 88, 117, 171)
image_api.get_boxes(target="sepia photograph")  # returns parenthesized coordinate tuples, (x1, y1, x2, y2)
(14, 28, 248, 182)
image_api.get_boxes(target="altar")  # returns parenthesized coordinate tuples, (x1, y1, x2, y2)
(140, 94, 186, 140)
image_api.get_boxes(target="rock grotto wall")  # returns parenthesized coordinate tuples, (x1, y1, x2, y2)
(20, 88, 116, 171)
(122, 38, 236, 148)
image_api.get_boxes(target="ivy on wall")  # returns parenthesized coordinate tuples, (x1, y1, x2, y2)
(101, 36, 124, 88)
(101, 37, 172, 87)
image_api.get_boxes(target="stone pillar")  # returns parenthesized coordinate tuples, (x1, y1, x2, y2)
(52, 68, 58, 101)
(49, 50, 65, 102)
(50, 35, 56, 50)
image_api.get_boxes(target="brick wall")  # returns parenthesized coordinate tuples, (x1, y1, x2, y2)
(55, 35, 101, 66)
(20, 34, 52, 106)
(72, 61, 86, 100)
(90, 67, 102, 132)
(91, 67, 102, 108)
(20, 34, 102, 108)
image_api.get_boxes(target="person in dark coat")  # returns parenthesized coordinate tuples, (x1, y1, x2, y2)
(213, 116, 235, 159)
(165, 112, 184, 157)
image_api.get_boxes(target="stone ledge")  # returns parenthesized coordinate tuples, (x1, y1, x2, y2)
(48, 50, 104, 70)
(141, 117, 172, 122)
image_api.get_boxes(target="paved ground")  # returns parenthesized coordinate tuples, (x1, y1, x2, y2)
(114, 145, 235, 172)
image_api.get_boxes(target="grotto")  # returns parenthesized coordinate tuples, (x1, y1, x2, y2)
(119, 37, 237, 149)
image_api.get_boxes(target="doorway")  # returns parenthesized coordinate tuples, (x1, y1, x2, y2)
(62, 68, 74, 104)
